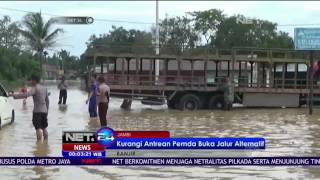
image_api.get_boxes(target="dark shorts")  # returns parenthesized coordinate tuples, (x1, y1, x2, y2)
(32, 113, 48, 130)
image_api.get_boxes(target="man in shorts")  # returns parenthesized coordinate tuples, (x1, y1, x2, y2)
(9, 74, 50, 141)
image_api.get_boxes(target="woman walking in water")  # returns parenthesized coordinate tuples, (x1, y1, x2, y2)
(86, 74, 98, 119)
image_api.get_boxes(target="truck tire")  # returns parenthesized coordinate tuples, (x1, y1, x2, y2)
(177, 94, 201, 110)
(208, 95, 225, 109)
(0, 117, 2, 130)
(10, 110, 15, 124)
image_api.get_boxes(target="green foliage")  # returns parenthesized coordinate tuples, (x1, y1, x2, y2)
(0, 47, 39, 81)
(58, 49, 80, 70)
(214, 14, 294, 48)
(150, 15, 200, 55)
(46, 49, 80, 71)
(0, 15, 40, 83)
(188, 9, 225, 45)
(19, 12, 64, 77)
(0, 14, 66, 83)
(0, 16, 22, 49)
(86, 26, 154, 54)
(86, 8, 294, 56)
(19, 12, 63, 53)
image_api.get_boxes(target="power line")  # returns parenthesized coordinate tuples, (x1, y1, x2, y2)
(94, 18, 153, 25)
(1, 6, 320, 27)
(277, 23, 320, 27)
(0, 6, 154, 25)
(0, 6, 39, 15)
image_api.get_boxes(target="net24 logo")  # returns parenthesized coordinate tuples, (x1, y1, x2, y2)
(96, 127, 116, 148)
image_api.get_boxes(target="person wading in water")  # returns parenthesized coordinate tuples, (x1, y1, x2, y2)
(97, 76, 110, 127)
(223, 77, 234, 110)
(9, 74, 50, 141)
(58, 76, 68, 105)
(20, 83, 28, 105)
(86, 74, 98, 119)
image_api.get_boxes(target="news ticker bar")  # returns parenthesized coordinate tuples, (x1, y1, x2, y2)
(62, 130, 171, 158)
(104, 149, 256, 157)
(109, 138, 265, 149)
(1, 157, 320, 166)
(61, 149, 257, 158)
(62, 150, 255, 158)
(62, 137, 265, 152)
(62, 130, 265, 159)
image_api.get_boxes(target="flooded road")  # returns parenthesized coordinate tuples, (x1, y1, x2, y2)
(1, 85, 320, 179)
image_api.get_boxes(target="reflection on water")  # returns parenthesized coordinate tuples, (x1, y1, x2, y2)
(0, 86, 320, 179)
(86, 118, 100, 131)
(31, 141, 51, 180)
(33, 141, 50, 157)
(58, 105, 68, 113)
(22, 103, 28, 111)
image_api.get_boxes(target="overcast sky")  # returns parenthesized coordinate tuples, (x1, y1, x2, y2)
(2, 1, 320, 56)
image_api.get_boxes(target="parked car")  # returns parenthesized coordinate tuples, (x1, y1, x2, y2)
(0, 83, 14, 129)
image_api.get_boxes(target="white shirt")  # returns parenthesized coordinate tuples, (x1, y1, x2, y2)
(97, 83, 110, 103)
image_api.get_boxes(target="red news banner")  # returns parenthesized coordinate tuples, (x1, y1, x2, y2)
(62, 131, 170, 151)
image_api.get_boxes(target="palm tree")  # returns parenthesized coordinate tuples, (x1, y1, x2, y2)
(19, 12, 63, 78)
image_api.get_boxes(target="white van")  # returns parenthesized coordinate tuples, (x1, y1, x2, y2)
(0, 83, 14, 129)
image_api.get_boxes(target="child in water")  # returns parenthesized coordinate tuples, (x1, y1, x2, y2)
(20, 83, 28, 105)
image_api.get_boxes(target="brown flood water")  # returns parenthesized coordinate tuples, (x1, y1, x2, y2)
(1, 85, 320, 179)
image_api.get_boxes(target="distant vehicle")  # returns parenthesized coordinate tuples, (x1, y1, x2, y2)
(0, 83, 14, 129)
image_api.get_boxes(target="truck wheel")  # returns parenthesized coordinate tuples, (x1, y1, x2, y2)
(0, 117, 2, 130)
(177, 94, 201, 110)
(10, 110, 15, 124)
(208, 95, 225, 109)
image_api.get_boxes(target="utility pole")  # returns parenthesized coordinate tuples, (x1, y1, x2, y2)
(309, 50, 314, 115)
(59, 51, 65, 77)
(43, 51, 48, 80)
(155, 0, 160, 84)
(165, 13, 168, 41)
(39, 52, 43, 79)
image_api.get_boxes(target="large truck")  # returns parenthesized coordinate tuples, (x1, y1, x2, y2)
(81, 46, 319, 110)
